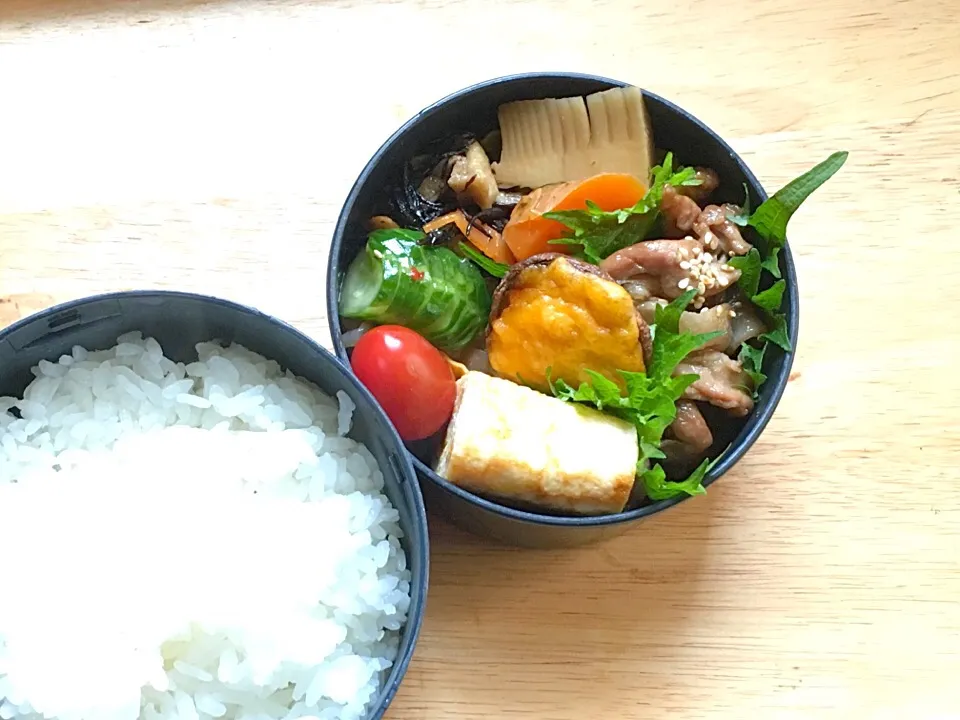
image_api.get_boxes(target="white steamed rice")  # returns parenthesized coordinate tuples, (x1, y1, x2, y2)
(0, 333, 411, 720)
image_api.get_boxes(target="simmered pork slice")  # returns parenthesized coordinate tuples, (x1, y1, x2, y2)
(694, 204, 752, 257)
(660, 185, 702, 236)
(601, 238, 700, 296)
(601, 238, 740, 307)
(676, 350, 754, 417)
(674, 168, 720, 204)
(620, 275, 663, 304)
(668, 400, 714, 452)
(661, 182, 753, 257)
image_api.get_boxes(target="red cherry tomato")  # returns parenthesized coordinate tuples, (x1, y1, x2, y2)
(350, 325, 456, 442)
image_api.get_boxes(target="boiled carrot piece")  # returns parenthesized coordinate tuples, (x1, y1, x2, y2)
(502, 173, 647, 261)
(423, 210, 515, 265)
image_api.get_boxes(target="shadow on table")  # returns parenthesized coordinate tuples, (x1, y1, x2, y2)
(399, 484, 730, 713)
(1, 0, 370, 24)
(1, 0, 221, 24)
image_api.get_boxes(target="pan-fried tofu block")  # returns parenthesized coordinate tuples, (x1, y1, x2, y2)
(435, 372, 638, 515)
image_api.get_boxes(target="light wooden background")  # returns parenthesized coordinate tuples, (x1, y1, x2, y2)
(1, 0, 959, 718)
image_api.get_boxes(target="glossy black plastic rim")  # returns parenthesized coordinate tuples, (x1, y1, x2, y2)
(327, 72, 799, 529)
(0, 289, 430, 719)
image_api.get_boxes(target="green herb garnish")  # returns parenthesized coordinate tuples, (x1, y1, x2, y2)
(727, 248, 792, 364)
(726, 151, 849, 386)
(728, 248, 763, 298)
(548, 289, 721, 501)
(545, 201, 656, 264)
(748, 151, 848, 247)
(544, 153, 700, 264)
(726, 182, 752, 227)
(738, 341, 767, 390)
(643, 458, 711, 501)
(759, 314, 791, 352)
(458, 242, 509, 278)
(760, 247, 782, 279)
(751, 280, 786, 313)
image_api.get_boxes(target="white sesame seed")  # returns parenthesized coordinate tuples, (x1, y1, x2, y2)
(722, 264, 734, 272)
(703, 252, 713, 263)
(729, 310, 737, 318)
(680, 261, 691, 269)
(678, 278, 690, 290)
(692, 246, 702, 256)
(697, 282, 706, 295)
(679, 248, 690, 260)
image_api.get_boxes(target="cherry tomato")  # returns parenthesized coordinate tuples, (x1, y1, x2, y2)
(350, 325, 456, 442)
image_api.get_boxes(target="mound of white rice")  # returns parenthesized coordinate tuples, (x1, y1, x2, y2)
(0, 333, 412, 720)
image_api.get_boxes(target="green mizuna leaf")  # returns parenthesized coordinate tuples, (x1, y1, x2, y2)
(726, 183, 753, 227)
(546, 368, 627, 414)
(725, 250, 788, 390)
(760, 314, 792, 352)
(760, 246, 782, 279)
(546, 212, 657, 264)
(738, 342, 767, 392)
(751, 280, 786, 313)
(728, 248, 762, 298)
(642, 458, 710, 501)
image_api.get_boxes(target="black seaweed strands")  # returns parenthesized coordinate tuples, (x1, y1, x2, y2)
(384, 130, 521, 231)
(423, 224, 461, 247)
(391, 160, 456, 228)
(470, 206, 512, 233)
(388, 133, 477, 227)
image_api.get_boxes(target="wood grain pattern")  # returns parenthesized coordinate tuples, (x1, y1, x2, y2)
(1, 0, 959, 717)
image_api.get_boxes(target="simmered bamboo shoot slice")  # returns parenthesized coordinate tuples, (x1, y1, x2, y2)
(492, 86, 654, 189)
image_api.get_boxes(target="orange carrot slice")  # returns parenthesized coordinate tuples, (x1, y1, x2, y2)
(423, 210, 516, 265)
(502, 173, 647, 261)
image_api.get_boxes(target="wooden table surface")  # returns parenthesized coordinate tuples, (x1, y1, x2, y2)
(2, 0, 959, 717)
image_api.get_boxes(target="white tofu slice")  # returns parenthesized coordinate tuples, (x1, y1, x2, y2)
(435, 372, 638, 515)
